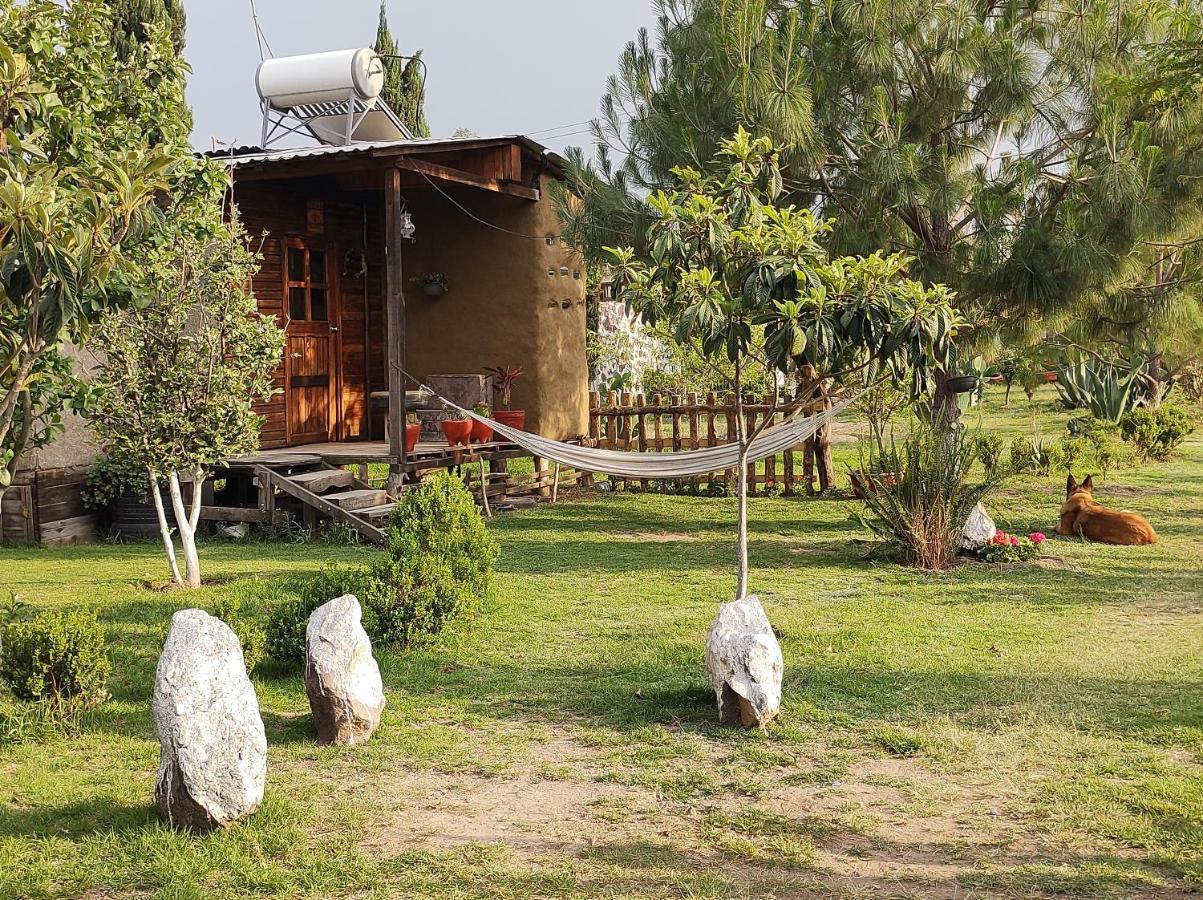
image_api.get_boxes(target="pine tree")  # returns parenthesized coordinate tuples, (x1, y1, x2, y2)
(105, 0, 185, 61)
(374, 2, 430, 138)
(562, 0, 1203, 410)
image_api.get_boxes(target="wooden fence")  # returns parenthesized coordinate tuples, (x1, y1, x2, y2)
(587, 390, 830, 496)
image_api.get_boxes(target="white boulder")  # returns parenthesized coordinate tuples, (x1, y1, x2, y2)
(705, 596, 783, 729)
(153, 609, 267, 832)
(961, 502, 996, 551)
(304, 595, 386, 745)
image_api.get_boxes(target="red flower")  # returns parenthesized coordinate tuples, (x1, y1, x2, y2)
(1009, 536, 1019, 547)
(1029, 532, 1046, 544)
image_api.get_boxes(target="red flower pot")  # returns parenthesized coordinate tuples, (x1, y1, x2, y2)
(404, 423, 421, 454)
(493, 409, 526, 431)
(441, 418, 473, 446)
(470, 419, 494, 443)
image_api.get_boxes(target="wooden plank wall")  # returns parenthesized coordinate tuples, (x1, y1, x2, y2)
(235, 179, 383, 448)
(588, 391, 825, 496)
(1, 467, 97, 546)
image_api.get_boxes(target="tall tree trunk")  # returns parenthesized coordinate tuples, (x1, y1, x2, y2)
(168, 470, 203, 588)
(1144, 353, 1167, 408)
(149, 471, 183, 586)
(733, 353, 749, 601)
(932, 369, 962, 428)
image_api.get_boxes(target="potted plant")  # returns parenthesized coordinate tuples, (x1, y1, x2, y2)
(440, 413, 473, 446)
(81, 455, 175, 538)
(849, 440, 904, 500)
(404, 413, 421, 454)
(470, 403, 494, 443)
(485, 365, 525, 430)
(412, 272, 448, 299)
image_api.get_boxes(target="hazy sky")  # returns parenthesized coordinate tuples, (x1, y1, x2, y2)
(183, 0, 657, 154)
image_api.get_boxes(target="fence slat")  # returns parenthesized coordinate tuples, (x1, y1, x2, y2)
(585, 390, 819, 495)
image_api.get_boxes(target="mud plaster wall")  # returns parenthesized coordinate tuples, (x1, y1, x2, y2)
(397, 173, 588, 440)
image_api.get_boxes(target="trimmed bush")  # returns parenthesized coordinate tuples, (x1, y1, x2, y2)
(267, 472, 498, 665)
(212, 597, 267, 673)
(1120, 404, 1196, 460)
(266, 567, 377, 665)
(0, 610, 110, 709)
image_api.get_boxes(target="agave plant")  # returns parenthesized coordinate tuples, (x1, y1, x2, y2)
(1054, 359, 1145, 423)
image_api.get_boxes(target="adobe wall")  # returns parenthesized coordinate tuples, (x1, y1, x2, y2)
(399, 173, 588, 440)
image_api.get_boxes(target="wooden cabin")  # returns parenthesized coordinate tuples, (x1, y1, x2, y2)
(1, 135, 588, 546)
(224, 135, 589, 468)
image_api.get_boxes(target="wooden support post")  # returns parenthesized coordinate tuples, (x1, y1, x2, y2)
(479, 458, 492, 518)
(551, 462, 561, 504)
(384, 167, 408, 494)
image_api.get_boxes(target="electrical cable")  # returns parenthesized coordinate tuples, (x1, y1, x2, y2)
(417, 171, 555, 241)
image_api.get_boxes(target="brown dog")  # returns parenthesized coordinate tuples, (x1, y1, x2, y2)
(1057, 474, 1158, 545)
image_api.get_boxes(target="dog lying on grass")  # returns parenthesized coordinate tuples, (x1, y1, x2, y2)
(1057, 474, 1158, 545)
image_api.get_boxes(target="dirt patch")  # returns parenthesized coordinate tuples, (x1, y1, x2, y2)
(361, 772, 653, 855)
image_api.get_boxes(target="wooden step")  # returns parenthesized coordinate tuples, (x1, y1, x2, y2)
(287, 468, 355, 493)
(357, 503, 399, 521)
(324, 489, 389, 511)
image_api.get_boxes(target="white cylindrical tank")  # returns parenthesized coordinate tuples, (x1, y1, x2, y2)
(256, 49, 384, 110)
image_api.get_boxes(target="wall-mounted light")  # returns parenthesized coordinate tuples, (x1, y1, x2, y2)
(398, 209, 416, 241)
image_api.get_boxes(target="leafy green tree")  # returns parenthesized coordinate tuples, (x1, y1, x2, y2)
(104, 0, 185, 60)
(610, 130, 958, 598)
(374, 2, 430, 138)
(563, 0, 1203, 414)
(0, 0, 189, 511)
(86, 211, 284, 588)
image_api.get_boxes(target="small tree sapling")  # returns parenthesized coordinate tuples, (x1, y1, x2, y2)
(609, 130, 958, 598)
(87, 212, 283, 587)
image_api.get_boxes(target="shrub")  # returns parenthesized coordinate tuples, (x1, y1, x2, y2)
(0, 610, 110, 710)
(859, 425, 1000, 570)
(80, 455, 150, 510)
(371, 471, 499, 644)
(267, 474, 497, 665)
(972, 433, 1006, 475)
(212, 597, 267, 673)
(265, 566, 377, 665)
(1120, 404, 1196, 460)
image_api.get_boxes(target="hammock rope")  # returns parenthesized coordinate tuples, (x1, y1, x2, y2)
(419, 386, 851, 479)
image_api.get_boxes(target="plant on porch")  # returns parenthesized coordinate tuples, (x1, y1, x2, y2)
(86, 209, 284, 588)
(608, 129, 959, 598)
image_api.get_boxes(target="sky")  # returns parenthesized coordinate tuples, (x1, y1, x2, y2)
(183, 0, 658, 154)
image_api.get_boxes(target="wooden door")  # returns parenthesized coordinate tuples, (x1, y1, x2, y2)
(284, 240, 338, 444)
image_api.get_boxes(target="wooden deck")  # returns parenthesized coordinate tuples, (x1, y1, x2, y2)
(229, 439, 530, 471)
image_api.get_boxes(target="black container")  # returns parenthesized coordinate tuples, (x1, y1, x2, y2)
(945, 375, 981, 394)
(110, 492, 177, 539)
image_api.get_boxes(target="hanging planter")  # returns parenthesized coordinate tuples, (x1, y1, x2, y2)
(945, 375, 981, 394)
(412, 273, 448, 299)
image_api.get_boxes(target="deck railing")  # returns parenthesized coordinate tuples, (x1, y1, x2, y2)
(587, 390, 829, 496)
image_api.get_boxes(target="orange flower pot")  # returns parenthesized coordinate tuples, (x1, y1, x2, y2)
(470, 419, 494, 443)
(404, 423, 421, 454)
(493, 409, 526, 431)
(440, 418, 473, 446)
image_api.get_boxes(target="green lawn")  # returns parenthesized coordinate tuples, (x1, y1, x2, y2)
(1, 387, 1201, 898)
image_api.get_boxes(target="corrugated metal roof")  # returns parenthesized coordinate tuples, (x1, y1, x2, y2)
(214, 135, 560, 169)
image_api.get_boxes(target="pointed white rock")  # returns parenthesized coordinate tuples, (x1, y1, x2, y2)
(705, 595, 783, 728)
(961, 502, 997, 551)
(305, 594, 386, 745)
(153, 609, 267, 832)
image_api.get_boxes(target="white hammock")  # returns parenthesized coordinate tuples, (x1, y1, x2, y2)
(433, 392, 850, 479)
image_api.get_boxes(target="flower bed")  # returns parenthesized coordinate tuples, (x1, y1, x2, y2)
(977, 529, 1046, 563)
